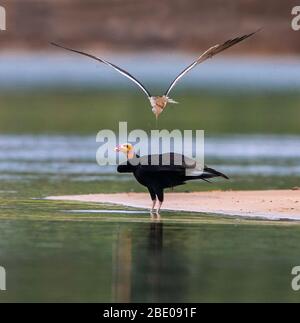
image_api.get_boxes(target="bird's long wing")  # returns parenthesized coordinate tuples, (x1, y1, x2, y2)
(51, 42, 151, 98)
(165, 31, 258, 96)
(139, 153, 196, 169)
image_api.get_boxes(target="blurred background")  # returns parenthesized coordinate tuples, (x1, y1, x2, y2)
(0, 0, 300, 133)
(0, 0, 300, 303)
(1, 0, 299, 53)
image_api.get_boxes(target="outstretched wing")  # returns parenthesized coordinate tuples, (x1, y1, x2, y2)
(51, 42, 151, 98)
(165, 31, 259, 96)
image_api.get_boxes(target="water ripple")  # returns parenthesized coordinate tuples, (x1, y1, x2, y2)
(0, 134, 299, 178)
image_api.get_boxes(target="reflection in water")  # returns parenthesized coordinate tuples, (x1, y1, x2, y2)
(147, 220, 163, 301)
(1, 217, 300, 302)
(112, 218, 163, 302)
(112, 227, 132, 302)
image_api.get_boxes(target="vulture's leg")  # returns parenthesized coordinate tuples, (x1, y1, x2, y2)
(154, 187, 164, 214)
(148, 187, 157, 213)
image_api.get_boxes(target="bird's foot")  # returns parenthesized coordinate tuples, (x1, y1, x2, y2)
(155, 211, 161, 220)
(150, 210, 161, 221)
(156, 201, 163, 215)
(150, 200, 157, 214)
(150, 208, 156, 220)
(167, 98, 178, 104)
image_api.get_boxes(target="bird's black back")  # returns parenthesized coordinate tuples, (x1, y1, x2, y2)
(117, 152, 228, 190)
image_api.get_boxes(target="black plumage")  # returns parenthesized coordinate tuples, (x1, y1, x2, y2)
(117, 152, 228, 212)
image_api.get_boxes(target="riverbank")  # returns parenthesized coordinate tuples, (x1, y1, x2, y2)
(46, 189, 300, 221)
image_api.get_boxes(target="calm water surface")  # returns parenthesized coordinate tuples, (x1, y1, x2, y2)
(0, 134, 300, 302)
(1, 218, 300, 302)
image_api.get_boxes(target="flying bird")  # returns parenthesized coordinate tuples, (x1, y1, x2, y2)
(115, 143, 229, 214)
(51, 30, 258, 119)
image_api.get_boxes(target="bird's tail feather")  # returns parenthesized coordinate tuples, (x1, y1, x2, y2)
(203, 166, 229, 180)
(186, 166, 229, 182)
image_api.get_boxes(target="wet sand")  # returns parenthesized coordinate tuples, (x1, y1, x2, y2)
(46, 190, 300, 220)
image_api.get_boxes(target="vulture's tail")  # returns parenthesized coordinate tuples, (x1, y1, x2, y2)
(186, 166, 229, 182)
(203, 166, 229, 180)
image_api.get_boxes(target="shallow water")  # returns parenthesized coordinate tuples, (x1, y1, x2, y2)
(0, 131, 300, 302)
(1, 134, 300, 179)
(1, 216, 300, 302)
(0, 86, 300, 302)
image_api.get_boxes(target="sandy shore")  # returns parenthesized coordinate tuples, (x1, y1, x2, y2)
(46, 190, 300, 220)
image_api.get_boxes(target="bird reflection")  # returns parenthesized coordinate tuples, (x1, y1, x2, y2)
(112, 227, 132, 302)
(147, 219, 163, 300)
(112, 217, 163, 302)
(149, 218, 163, 257)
